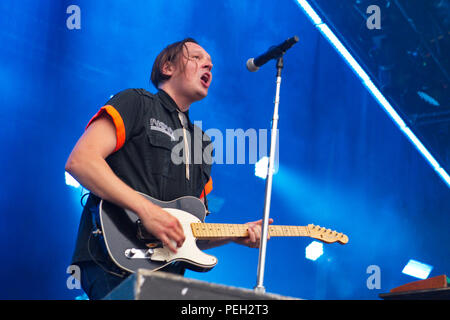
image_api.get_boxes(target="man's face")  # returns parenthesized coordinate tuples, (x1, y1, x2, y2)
(166, 42, 213, 103)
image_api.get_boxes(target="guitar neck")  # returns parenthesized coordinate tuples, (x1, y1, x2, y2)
(191, 223, 310, 239)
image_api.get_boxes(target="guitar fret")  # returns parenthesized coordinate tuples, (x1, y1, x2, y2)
(301, 226, 307, 236)
(277, 226, 283, 236)
(285, 226, 291, 236)
(224, 224, 229, 237)
(271, 226, 277, 236)
(201, 224, 207, 236)
(233, 224, 239, 237)
(270, 226, 279, 237)
(242, 224, 249, 237)
(228, 224, 235, 237)
(216, 225, 221, 236)
(274, 226, 281, 236)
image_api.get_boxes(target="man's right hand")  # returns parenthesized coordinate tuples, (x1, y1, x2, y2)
(138, 201, 186, 253)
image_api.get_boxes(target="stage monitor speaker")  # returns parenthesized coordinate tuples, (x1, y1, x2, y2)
(379, 275, 450, 300)
(103, 269, 298, 300)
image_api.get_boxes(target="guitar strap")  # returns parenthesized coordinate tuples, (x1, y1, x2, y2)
(85, 193, 102, 235)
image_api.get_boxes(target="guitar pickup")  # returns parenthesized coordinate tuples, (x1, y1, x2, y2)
(136, 219, 159, 242)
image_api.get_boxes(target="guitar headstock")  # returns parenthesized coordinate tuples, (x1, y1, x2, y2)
(307, 224, 348, 244)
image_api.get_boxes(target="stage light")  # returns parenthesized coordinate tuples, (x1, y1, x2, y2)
(402, 259, 433, 280)
(255, 156, 269, 179)
(417, 91, 440, 107)
(305, 241, 323, 261)
(296, 0, 322, 24)
(75, 293, 89, 300)
(294, 0, 450, 188)
(65, 171, 81, 189)
(255, 156, 277, 179)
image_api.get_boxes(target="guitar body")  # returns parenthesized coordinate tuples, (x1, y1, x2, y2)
(99, 193, 218, 274)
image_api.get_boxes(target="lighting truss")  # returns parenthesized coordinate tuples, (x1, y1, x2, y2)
(295, 0, 450, 188)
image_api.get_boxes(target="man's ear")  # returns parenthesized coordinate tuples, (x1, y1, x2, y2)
(161, 61, 175, 77)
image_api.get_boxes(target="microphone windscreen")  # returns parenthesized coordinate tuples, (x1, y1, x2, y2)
(246, 58, 259, 72)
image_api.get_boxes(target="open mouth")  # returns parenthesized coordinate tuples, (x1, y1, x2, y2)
(200, 73, 211, 87)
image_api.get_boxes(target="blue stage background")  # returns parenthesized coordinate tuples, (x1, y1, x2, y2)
(0, 0, 448, 299)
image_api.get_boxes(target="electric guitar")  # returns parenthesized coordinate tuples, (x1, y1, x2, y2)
(99, 193, 349, 274)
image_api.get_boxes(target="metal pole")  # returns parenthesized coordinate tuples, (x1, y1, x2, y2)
(254, 56, 283, 294)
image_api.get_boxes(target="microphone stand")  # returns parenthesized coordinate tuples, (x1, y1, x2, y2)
(254, 55, 284, 294)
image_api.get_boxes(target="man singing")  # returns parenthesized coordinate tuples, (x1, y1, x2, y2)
(65, 38, 271, 299)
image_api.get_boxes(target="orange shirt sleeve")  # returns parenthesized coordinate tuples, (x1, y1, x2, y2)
(85, 105, 126, 152)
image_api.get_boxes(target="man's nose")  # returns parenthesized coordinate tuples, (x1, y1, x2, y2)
(202, 60, 213, 71)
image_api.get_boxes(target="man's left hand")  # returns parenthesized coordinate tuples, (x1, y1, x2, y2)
(233, 218, 274, 248)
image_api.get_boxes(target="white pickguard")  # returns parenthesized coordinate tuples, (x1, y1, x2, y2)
(150, 208, 218, 268)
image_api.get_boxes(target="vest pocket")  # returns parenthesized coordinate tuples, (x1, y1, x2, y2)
(145, 131, 175, 178)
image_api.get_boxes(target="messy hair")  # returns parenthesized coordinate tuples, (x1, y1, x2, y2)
(150, 38, 199, 88)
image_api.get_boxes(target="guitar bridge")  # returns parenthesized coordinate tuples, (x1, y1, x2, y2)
(124, 248, 154, 259)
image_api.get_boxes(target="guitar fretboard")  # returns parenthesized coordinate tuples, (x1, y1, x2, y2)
(191, 223, 310, 238)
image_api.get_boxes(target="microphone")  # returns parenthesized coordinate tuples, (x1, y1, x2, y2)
(246, 35, 299, 72)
